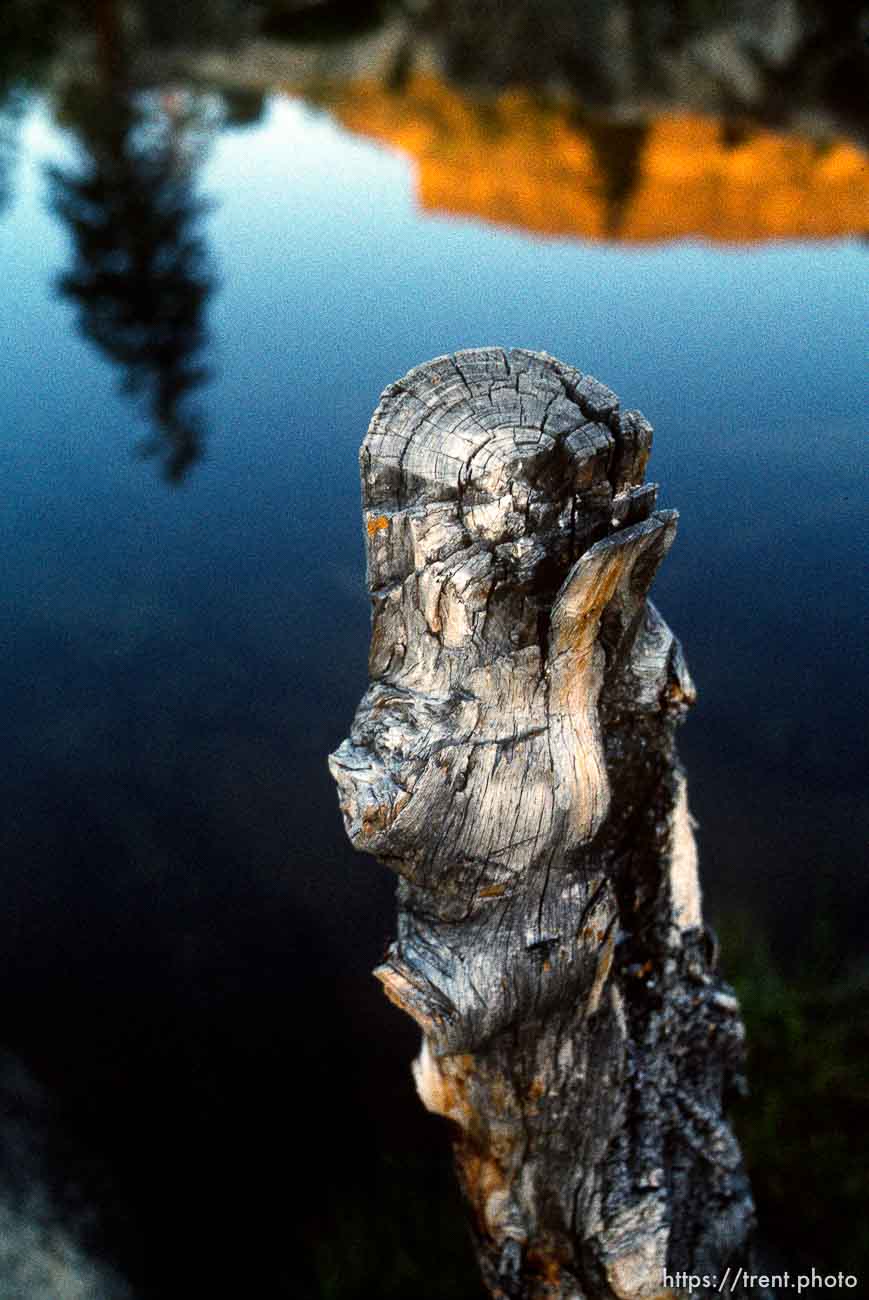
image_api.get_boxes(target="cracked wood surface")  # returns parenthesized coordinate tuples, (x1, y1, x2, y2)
(329, 349, 760, 1300)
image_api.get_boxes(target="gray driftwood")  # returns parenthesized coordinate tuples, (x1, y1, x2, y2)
(330, 349, 758, 1300)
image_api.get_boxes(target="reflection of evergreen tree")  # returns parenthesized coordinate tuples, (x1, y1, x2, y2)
(49, 39, 216, 483)
(581, 115, 650, 239)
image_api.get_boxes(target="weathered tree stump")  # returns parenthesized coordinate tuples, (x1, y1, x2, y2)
(329, 349, 758, 1300)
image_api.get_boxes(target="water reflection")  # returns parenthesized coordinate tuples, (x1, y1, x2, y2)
(0, 95, 23, 217)
(49, 70, 216, 483)
(411, 0, 868, 139)
(324, 75, 869, 243)
(0, 0, 61, 213)
(0, 3, 866, 1296)
(0, 0, 863, 453)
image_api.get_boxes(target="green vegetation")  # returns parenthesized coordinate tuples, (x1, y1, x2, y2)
(721, 913, 869, 1275)
(309, 1150, 481, 1299)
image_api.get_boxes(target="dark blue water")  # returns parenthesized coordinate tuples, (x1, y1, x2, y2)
(1, 89, 866, 1295)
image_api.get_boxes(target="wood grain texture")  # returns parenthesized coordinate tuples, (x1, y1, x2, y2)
(330, 349, 760, 1300)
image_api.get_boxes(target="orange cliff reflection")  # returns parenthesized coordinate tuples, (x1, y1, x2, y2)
(322, 74, 868, 244)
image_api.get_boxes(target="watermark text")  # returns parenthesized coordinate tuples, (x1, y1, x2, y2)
(662, 1267, 858, 1294)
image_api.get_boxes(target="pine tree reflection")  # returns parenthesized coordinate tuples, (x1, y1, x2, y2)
(49, 66, 216, 483)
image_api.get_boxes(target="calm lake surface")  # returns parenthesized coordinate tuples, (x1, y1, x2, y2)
(1, 17, 866, 1296)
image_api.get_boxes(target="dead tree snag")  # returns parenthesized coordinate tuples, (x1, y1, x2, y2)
(329, 349, 758, 1300)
